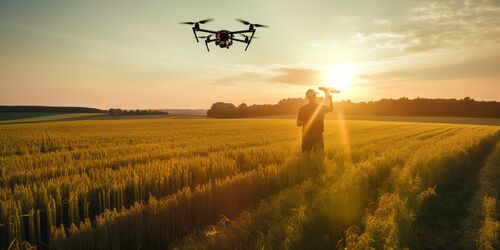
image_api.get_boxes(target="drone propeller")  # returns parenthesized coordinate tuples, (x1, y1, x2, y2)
(236, 18, 270, 28)
(199, 35, 212, 39)
(254, 24, 269, 28)
(198, 18, 214, 24)
(236, 18, 251, 25)
(179, 18, 214, 25)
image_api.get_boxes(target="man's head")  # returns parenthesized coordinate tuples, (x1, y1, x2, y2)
(305, 89, 317, 103)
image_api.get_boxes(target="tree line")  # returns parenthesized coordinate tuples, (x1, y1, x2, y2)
(207, 97, 500, 118)
(108, 108, 169, 116)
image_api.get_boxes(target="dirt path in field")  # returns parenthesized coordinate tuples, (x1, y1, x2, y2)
(414, 137, 497, 250)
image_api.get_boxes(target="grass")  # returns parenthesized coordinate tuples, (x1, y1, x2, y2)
(0, 117, 498, 249)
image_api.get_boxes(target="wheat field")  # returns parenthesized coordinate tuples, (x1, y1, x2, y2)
(1, 118, 499, 249)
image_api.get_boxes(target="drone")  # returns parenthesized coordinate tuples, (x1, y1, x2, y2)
(179, 18, 269, 51)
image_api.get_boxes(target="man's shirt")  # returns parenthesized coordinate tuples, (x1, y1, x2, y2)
(297, 102, 333, 135)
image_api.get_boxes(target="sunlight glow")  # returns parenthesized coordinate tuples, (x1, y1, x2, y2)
(325, 64, 357, 91)
(336, 112, 351, 163)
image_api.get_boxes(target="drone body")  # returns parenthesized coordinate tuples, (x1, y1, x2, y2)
(180, 18, 269, 51)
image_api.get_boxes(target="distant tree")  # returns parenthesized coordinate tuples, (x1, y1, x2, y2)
(108, 108, 124, 115)
(207, 102, 237, 118)
(236, 103, 249, 117)
(108, 108, 168, 116)
(206, 97, 500, 118)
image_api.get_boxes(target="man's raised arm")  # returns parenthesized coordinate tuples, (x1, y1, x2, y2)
(324, 93, 333, 112)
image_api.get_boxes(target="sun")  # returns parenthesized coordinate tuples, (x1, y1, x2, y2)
(325, 64, 357, 91)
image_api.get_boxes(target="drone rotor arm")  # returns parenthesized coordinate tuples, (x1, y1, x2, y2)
(229, 30, 254, 35)
(196, 28, 217, 34)
(232, 38, 247, 43)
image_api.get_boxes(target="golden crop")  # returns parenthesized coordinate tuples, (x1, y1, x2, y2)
(0, 118, 498, 249)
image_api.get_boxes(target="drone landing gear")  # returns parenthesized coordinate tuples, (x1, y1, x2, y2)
(192, 27, 199, 42)
(244, 29, 256, 51)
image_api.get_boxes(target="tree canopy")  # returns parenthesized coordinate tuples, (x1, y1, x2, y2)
(207, 97, 500, 118)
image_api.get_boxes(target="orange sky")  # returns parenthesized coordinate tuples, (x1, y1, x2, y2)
(1, 0, 499, 109)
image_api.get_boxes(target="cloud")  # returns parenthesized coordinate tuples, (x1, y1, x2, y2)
(350, 32, 408, 50)
(352, 0, 500, 53)
(267, 67, 323, 86)
(362, 54, 500, 82)
(373, 18, 391, 25)
(210, 65, 325, 87)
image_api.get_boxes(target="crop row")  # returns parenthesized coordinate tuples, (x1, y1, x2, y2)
(344, 129, 499, 249)
(47, 152, 324, 249)
(461, 141, 500, 249)
(175, 126, 499, 249)
(0, 119, 484, 249)
(1, 143, 294, 248)
(53, 119, 431, 249)
(0, 119, 302, 248)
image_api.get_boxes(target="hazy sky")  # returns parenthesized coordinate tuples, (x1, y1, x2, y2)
(1, 0, 499, 109)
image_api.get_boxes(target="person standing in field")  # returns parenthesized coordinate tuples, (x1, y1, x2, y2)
(296, 89, 333, 153)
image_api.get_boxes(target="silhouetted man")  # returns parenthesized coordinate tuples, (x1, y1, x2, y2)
(297, 89, 333, 153)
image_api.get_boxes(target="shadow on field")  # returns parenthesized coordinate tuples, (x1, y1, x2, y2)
(0, 112, 60, 121)
(414, 132, 499, 249)
(0, 113, 104, 125)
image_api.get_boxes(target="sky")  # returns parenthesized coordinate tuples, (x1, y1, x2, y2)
(0, 0, 499, 109)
